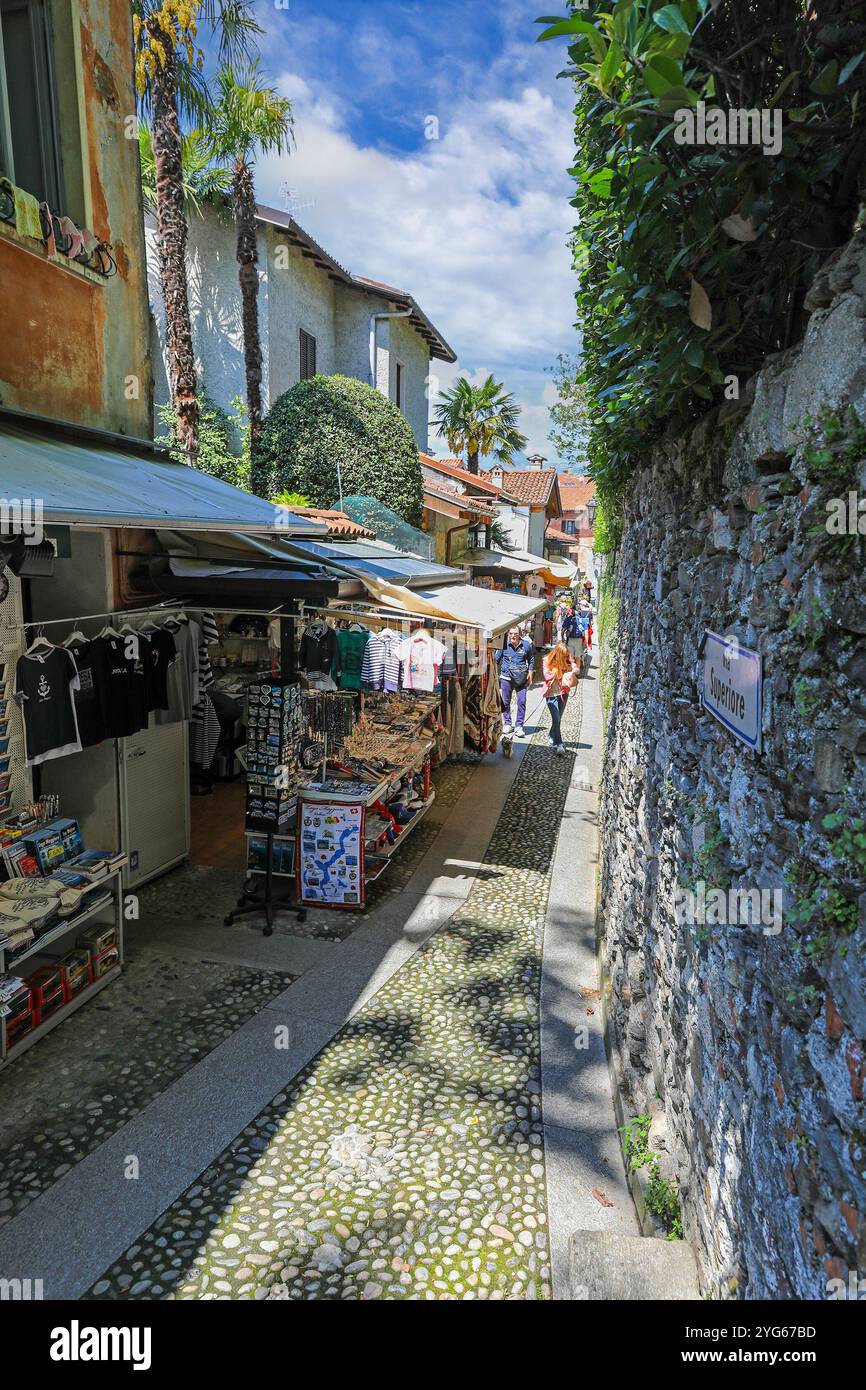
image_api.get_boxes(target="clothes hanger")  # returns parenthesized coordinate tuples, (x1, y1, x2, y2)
(64, 627, 88, 647)
(25, 627, 53, 654)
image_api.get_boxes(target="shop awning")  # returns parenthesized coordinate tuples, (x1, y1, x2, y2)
(0, 416, 328, 536)
(143, 553, 339, 607)
(509, 549, 576, 586)
(340, 580, 545, 636)
(282, 537, 461, 589)
(464, 548, 540, 576)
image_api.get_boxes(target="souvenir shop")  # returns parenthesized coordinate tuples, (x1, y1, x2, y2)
(0, 459, 544, 1066)
(465, 548, 575, 648)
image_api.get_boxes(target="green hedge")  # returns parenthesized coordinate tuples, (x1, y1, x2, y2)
(259, 375, 423, 525)
(540, 0, 866, 514)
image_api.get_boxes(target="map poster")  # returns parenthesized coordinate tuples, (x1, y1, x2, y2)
(297, 799, 365, 907)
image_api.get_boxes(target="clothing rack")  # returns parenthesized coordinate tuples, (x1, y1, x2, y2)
(296, 600, 490, 632)
(0, 602, 302, 634)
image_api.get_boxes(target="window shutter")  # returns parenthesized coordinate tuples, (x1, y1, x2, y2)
(299, 329, 317, 380)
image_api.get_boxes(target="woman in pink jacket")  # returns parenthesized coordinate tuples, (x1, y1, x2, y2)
(542, 643, 579, 754)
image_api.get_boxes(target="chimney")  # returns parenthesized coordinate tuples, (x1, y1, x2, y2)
(526, 452, 547, 472)
(490, 465, 504, 486)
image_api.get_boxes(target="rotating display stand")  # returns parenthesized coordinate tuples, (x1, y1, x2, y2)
(224, 614, 306, 936)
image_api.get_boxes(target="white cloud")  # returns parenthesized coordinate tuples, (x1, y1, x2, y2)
(254, 19, 579, 462)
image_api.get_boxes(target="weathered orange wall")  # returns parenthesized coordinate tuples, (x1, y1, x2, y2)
(0, 0, 152, 437)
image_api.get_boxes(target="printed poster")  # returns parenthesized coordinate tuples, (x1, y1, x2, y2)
(297, 799, 364, 906)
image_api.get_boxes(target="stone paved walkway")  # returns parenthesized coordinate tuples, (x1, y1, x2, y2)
(85, 690, 583, 1301)
(0, 951, 294, 1230)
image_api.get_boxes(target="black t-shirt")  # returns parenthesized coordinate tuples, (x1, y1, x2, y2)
(89, 632, 148, 738)
(15, 646, 82, 765)
(141, 628, 176, 712)
(63, 639, 105, 747)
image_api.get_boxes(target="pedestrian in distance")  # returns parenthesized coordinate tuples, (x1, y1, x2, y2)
(542, 642, 578, 754)
(495, 625, 533, 737)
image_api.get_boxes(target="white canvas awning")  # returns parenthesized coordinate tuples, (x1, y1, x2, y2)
(509, 549, 576, 585)
(341, 580, 544, 636)
(464, 548, 540, 576)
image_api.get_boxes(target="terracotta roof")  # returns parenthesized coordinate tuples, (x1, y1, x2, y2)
(419, 453, 503, 496)
(422, 482, 494, 520)
(487, 468, 559, 507)
(545, 524, 576, 544)
(557, 473, 596, 513)
(282, 506, 375, 539)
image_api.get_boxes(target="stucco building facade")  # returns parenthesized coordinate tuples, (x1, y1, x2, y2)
(147, 201, 454, 451)
(0, 0, 152, 438)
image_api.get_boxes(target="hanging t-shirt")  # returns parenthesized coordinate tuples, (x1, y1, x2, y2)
(89, 632, 147, 738)
(397, 631, 447, 692)
(141, 628, 177, 712)
(15, 645, 82, 765)
(157, 617, 200, 725)
(63, 639, 105, 747)
(337, 628, 369, 691)
(361, 629, 402, 691)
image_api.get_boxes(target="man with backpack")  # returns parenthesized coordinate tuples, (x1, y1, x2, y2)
(495, 625, 534, 737)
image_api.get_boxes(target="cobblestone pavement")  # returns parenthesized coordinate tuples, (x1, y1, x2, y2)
(86, 689, 583, 1301)
(0, 951, 294, 1230)
(137, 759, 477, 942)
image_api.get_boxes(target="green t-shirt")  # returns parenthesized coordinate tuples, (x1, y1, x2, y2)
(337, 629, 369, 690)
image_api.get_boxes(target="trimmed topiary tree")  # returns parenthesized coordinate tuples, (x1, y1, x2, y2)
(259, 374, 423, 526)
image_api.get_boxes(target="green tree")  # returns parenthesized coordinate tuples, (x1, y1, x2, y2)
(547, 353, 590, 470)
(138, 122, 231, 215)
(260, 375, 423, 526)
(433, 374, 528, 475)
(156, 393, 250, 490)
(207, 62, 294, 492)
(133, 0, 260, 464)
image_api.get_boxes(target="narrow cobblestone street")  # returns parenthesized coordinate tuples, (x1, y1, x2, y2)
(84, 692, 584, 1300)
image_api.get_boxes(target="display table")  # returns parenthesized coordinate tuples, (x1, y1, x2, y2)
(0, 860, 126, 1070)
(295, 739, 434, 909)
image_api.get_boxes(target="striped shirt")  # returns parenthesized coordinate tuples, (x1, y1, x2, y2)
(361, 628, 402, 692)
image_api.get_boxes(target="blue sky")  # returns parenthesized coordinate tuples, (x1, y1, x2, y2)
(213, 0, 581, 464)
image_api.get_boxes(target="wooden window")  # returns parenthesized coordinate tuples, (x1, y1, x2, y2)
(299, 328, 317, 380)
(0, 0, 64, 209)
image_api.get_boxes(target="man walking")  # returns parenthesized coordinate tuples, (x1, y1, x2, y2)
(496, 625, 533, 737)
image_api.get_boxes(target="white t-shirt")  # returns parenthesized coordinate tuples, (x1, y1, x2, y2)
(398, 632, 447, 692)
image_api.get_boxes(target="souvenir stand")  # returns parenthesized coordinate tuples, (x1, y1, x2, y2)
(279, 579, 547, 912)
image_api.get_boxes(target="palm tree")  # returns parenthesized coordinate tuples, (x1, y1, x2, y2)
(207, 63, 294, 495)
(138, 122, 232, 215)
(133, 1, 260, 465)
(433, 374, 528, 475)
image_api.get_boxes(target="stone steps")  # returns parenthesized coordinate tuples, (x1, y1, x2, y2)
(569, 1230, 701, 1300)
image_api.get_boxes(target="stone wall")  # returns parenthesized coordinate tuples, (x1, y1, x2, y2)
(599, 230, 866, 1299)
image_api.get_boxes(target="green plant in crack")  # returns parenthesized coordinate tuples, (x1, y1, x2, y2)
(787, 595, 828, 650)
(802, 407, 866, 491)
(619, 1114, 683, 1241)
(785, 808, 862, 959)
(793, 677, 822, 720)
